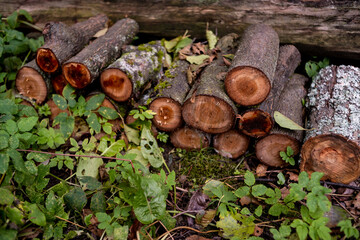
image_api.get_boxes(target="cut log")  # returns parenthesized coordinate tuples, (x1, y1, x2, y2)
(182, 34, 238, 134)
(238, 45, 301, 138)
(46, 99, 70, 121)
(301, 65, 360, 184)
(213, 129, 250, 159)
(225, 24, 279, 106)
(51, 74, 68, 95)
(15, 60, 51, 104)
(170, 126, 210, 150)
(62, 18, 139, 89)
(149, 60, 190, 132)
(256, 74, 308, 167)
(36, 14, 109, 73)
(100, 42, 165, 102)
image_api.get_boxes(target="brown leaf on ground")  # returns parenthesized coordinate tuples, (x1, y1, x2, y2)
(287, 172, 299, 182)
(256, 164, 268, 177)
(186, 190, 210, 226)
(192, 42, 207, 55)
(186, 235, 212, 240)
(82, 209, 104, 237)
(223, 56, 232, 66)
(353, 192, 360, 209)
(240, 195, 252, 206)
(254, 225, 264, 236)
(280, 187, 290, 199)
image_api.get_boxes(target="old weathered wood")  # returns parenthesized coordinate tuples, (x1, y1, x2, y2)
(213, 129, 250, 159)
(225, 24, 279, 106)
(15, 60, 51, 104)
(62, 18, 139, 89)
(4, 0, 360, 59)
(238, 109, 273, 139)
(170, 125, 210, 150)
(149, 60, 190, 132)
(36, 14, 109, 73)
(301, 65, 360, 184)
(100, 42, 165, 102)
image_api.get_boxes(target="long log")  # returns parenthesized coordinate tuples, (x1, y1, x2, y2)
(170, 125, 210, 150)
(62, 18, 139, 89)
(100, 42, 165, 102)
(300, 65, 360, 184)
(225, 24, 279, 106)
(4, 0, 360, 59)
(149, 60, 190, 132)
(213, 129, 250, 159)
(36, 14, 109, 73)
(238, 45, 301, 138)
(15, 60, 52, 104)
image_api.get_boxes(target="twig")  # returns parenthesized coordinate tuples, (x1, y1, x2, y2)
(159, 221, 174, 240)
(156, 226, 218, 240)
(321, 181, 360, 191)
(55, 216, 86, 229)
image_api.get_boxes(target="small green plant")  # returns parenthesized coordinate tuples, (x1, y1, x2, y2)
(129, 105, 156, 121)
(305, 57, 329, 79)
(280, 146, 295, 166)
(157, 131, 169, 143)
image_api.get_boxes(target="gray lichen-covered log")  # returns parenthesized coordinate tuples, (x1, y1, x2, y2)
(100, 42, 165, 102)
(170, 125, 210, 150)
(225, 24, 279, 106)
(149, 60, 190, 132)
(256, 74, 308, 167)
(213, 129, 250, 159)
(301, 65, 360, 184)
(36, 14, 109, 73)
(62, 18, 139, 89)
(4, 0, 360, 59)
(238, 45, 301, 138)
(15, 60, 51, 104)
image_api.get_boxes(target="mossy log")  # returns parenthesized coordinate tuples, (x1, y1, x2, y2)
(100, 42, 165, 102)
(301, 65, 360, 184)
(170, 125, 210, 150)
(15, 60, 52, 104)
(225, 24, 279, 106)
(149, 60, 190, 132)
(36, 14, 109, 73)
(62, 18, 139, 89)
(213, 129, 250, 159)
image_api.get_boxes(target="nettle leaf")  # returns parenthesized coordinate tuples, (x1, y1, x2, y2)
(5, 119, 18, 135)
(64, 187, 87, 211)
(24, 160, 37, 175)
(86, 112, 101, 133)
(98, 106, 119, 120)
(0, 99, 18, 115)
(0, 188, 15, 205)
(27, 203, 46, 226)
(101, 140, 126, 157)
(0, 153, 10, 174)
(78, 176, 102, 191)
(0, 130, 10, 150)
(206, 29, 218, 49)
(90, 191, 106, 213)
(17, 116, 38, 132)
(7, 148, 26, 172)
(85, 94, 105, 111)
(53, 94, 68, 110)
(54, 112, 74, 139)
(140, 125, 164, 168)
(274, 111, 310, 131)
(62, 84, 76, 108)
(186, 54, 210, 65)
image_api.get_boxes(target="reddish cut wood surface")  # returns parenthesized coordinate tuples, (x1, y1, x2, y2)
(170, 126, 210, 150)
(47, 99, 70, 121)
(16, 66, 48, 104)
(100, 68, 132, 102)
(182, 95, 235, 134)
(36, 48, 59, 73)
(300, 134, 360, 184)
(149, 97, 182, 132)
(51, 74, 68, 95)
(213, 129, 250, 159)
(225, 66, 271, 106)
(238, 109, 273, 138)
(62, 62, 91, 89)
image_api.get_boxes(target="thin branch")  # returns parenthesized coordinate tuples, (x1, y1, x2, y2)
(55, 216, 87, 229)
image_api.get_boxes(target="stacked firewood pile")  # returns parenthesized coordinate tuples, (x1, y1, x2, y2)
(15, 15, 360, 184)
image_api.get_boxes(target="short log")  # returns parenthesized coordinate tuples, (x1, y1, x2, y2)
(170, 126, 210, 150)
(213, 129, 250, 159)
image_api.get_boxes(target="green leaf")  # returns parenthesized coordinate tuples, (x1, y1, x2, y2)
(5, 119, 18, 135)
(86, 112, 101, 133)
(76, 155, 103, 179)
(85, 94, 105, 111)
(126, 148, 148, 167)
(5, 206, 24, 225)
(206, 29, 218, 49)
(8, 149, 26, 172)
(0, 131, 10, 150)
(64, 187, 87, 211)
(252, 184, 268, 197)
(101, 140, 126, 157)
(216, 214, 255, 239)
(24, 160, 37, 175)
(277, 172, 286, 185)
(17, 116, 38, 132)
(175, 37, 192, 53)
(27, 203, 46, 226)
(0, 228, 17, 240)
(53, 94, 68, 110)
(90, 191, 106, 213)
(18, 9, 33, 22)
(140, 125, 164, 168)
(254, 205, 263, 217)
(185, 54, 210, 65)
(3, 55, 23, 71)
(98, 106, 119, 120)
(244, 170, 255, 186)
(78, 176, 102, 191)
(0, 99, 18, 115)
(234, 186, 250, 198)
(62, 84, 76, 107)
(305, 61, 319, 78)
(54, 113, 74, 139)
(124, 124, 140, 145)
(274, 111, 311, 131)
(0, 188, 15, 204)
(268, 203, 288, 217)
(286, 146, 294, 156)
(7, 11, 18, 29)
(0, 153, 10, 174)
(113, 225, 129, 240)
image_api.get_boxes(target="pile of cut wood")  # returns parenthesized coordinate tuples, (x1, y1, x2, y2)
(16, 15, 360, 184)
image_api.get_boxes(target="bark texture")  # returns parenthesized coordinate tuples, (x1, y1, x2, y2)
(170, 126, 211, 150)
(301, 65, 360, 184)
(213, 129, 250, 159)
(3, 0, 359, 59)
(149, 60, 190, 132)
(62, 18, 139, 89)
(36, 14, 109, 73)
(225, 24, 279, 106)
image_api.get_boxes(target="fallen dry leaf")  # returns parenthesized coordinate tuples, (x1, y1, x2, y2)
(287, 172, 299, 182)
(353, 192, 360, 209)
(254, 225, 264, 237)
(280, 187, 290, 199)
(256, 164, 268, 177)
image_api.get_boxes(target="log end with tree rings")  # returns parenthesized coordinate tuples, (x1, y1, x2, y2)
(182, 95, 236, 134)
(170, 126, 210, 150)
(238, 109, 273, 138)
(62, 62, 91, 89)
(300, 134, 360, 184)
(16, 66, 48, 104)
(51, 74, 68, 95)
(46, 99, 70, 121)
(100, 68, 132, 102)
(213, 129, 250, 159)
(225, 66, 271, 106)
(149, 97, 182, 132)
(36, 48, 59, 73)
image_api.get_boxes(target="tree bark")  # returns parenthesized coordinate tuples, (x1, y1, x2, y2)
(300, 65, 360, 184)
(100, 42, 165, 102)
(15, 60, 51, 104)
(62, 18, 139, 89)
(149, 60, 190, 132)
(170, 125, 210, 150)
(213, 129, 250, 159)
(225, 24, 279, 106)
(4, 0, 359, 59)
(36, 14, 109, 73)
